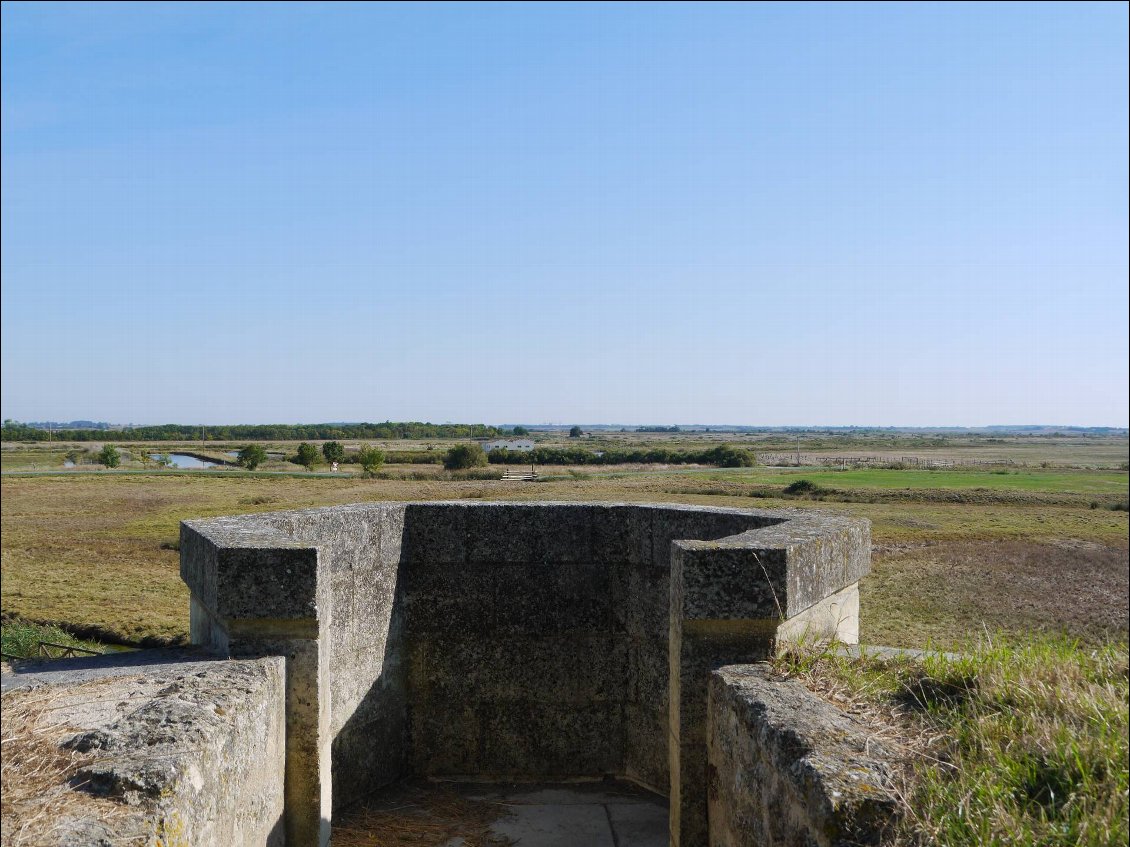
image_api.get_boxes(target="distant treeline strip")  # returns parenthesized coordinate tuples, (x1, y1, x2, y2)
(1, 421, 503, 442)
(345, 445, 755, 467)
(486, 445, 754, 467)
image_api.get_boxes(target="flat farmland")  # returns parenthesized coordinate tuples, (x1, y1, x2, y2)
(2, 448, 1126, 650)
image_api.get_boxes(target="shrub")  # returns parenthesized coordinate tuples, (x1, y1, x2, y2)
(783, 479, 824, 496)
(295, 442, 320, 471)
(322, 441, 346, 464)
(237, 444, 268, 470)
(706, 444, 756, 468)
(358, 445, 386, 476)
(444, 443, 487, 470)
(98, 444, 121, 468)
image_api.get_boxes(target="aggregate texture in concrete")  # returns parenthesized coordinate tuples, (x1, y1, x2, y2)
(708, 663, 901, 847)
(181, 500, 870, 847)
(1, 649, 286, 847)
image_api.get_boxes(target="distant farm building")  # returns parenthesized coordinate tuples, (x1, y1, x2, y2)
(480, 438, 534, 452)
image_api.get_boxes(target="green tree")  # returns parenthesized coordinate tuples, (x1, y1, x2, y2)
(295, 442, 320, 471)
(322, 441, 346, 464)
(444, 443, 487, 470)
(98, 444, 121, 468)
(155, 452, 173, 468)
(511, 426, 530, 436)
(358, 445, 386, 476)
(569, 426, 583, 438)
(238, 444, 268, 470)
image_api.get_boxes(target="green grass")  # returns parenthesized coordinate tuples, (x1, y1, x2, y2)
(1, 618, 104, 659)
(2, 465, 1126, 646)
(776, 637, 1129, 846)
(706, 466, 1129, 495)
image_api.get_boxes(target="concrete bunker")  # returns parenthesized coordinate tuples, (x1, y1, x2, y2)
(181, 501, 870, 846)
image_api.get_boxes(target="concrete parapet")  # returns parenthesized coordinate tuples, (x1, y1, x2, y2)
(1, 650, 286, 846)
(667, 510, 868, 847)
(707, 664, 901, 846)
(179, 501, 870, 845)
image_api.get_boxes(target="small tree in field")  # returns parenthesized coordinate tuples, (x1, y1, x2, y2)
(296, 442, 319, 471)
(98, 444, 121, 468)
(358, 445, 385, 476)
(444, 443, 487, 470)
(569, 426, 583, 438)
(322, 441, 346, 464)
(238, 444, 268, 470)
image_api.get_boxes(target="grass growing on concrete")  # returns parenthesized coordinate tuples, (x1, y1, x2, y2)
(0, 680, 134, 847)
(776, 637, 1130, 847)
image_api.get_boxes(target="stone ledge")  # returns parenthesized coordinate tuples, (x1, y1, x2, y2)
(708, 663, 902, 847)
(1, 650, 286, 847)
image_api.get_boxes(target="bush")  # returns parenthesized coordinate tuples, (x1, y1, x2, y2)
(237, 444, 268, 470)
(444, 443, 487, 470)
(706, 444, 756, 468)
(295, 442, 320, 471)
(98, 444, 121, 468)
(783, 479, 824, 496)
(322, 441, 346, 464)
(358, 445, 386, 475)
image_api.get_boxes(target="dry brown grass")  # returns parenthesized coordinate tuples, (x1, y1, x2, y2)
(864, 540, 1130, 648)
(332, 782, 514, 847)
(2, 470, 1126, 647)
(0, 682, 141, 847)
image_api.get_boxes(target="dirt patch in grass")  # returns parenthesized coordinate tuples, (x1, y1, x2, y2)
(863, 540, 1130, 648)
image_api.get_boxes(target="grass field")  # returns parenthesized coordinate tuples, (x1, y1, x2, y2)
(2, 447, 1126, 650)
(776, 637, 1129, 847)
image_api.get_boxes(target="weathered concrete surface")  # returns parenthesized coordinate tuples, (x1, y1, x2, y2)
(180, 501, 870, 845)
(335, 781, 669, 847)
(1, 650, 285, 846)
(668, 512, 869, 847)
(708, 664, 901, 847)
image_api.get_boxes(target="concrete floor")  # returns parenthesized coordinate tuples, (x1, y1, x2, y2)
(455, 783, 668, 847)
(334, 780, 668, 847)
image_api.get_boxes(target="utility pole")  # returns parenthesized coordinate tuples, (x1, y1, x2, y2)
(795, 434, 801, 466)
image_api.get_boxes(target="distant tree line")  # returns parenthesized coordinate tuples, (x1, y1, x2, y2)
(0, 420, 502, 443)
(329, 444, 756, 468)
(486, 444, 755, 467)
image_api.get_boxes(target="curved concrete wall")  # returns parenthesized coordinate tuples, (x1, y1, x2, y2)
(181, 501, 869, 847)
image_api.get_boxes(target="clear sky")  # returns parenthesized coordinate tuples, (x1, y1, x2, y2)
(2, 2, 1127, 427)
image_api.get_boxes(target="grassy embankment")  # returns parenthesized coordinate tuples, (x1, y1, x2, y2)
(1, 459, 1126, 649)
(776, 637, 1128, 846)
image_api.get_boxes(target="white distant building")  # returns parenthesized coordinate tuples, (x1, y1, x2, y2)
(480, 438, 535, 452)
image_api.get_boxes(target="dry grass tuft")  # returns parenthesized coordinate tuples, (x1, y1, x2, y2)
(332, 782, 514, 847)
(0, 684, 136, 847)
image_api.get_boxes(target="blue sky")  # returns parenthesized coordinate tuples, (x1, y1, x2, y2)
(2, 2, 1126, 426)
